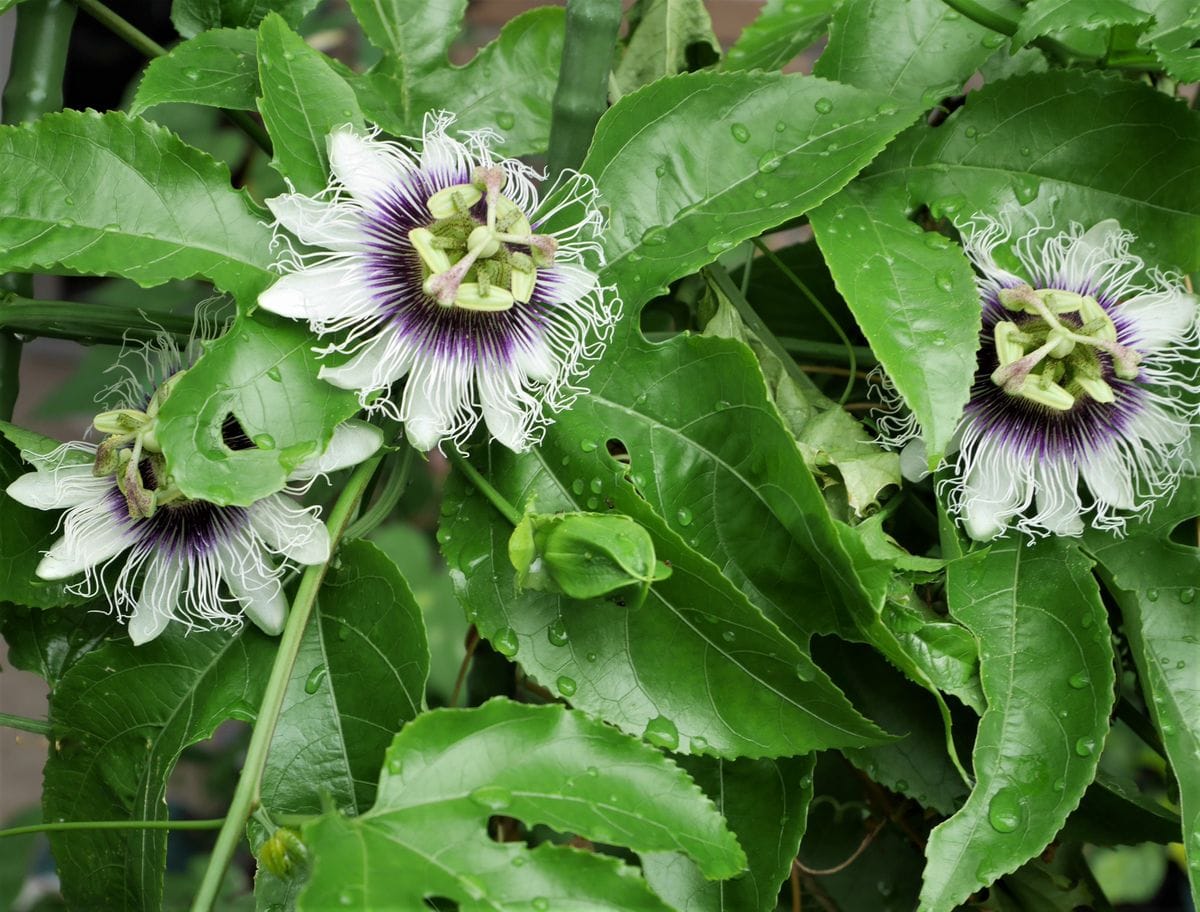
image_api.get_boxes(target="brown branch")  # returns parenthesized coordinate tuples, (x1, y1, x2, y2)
(793, 819, 885, 876)
(450, 626, 480, 707)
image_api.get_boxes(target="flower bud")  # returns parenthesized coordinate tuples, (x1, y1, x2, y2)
(258, 827, 308, 880)
(508, 511, 671, 606)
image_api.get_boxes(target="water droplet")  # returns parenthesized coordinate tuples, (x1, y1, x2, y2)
(586, 496, 599, 509)
(185, 69, 201, 82)
(1178, 660, 1188, 670)
(586, 766, 600, 777)
(493, 626, 519, 657)
(924, 232, 950, 250)
(1013, 177, 1039, 204)
(895, 779, 909, 792)
(707, 237, 736, 254)
(589, 478, 603, 494)
(934, 271, 955, 293)
(1068, 670, 1090, 689)
(730, 122, 751, 143)
(282, 50, 296, 61)
(469, 784, 513, 811)
(1147, 588, 1160, 602)
(814, 97, 834, 114)
(1019, 145, 1032, 157)
(387, 755, 403, 774)
(878, 880, 895, 897)
(757, 151, 782, 174)
(586, 651, 598, 663)
(876, 101, 899, 116)
(691, 735, 708, 751)
(571, 478, 585, 495)
(547, 617, 569, 647)
(676, 507, 693, 526)
(532, 899, 549, 912)
(1184, 635, 1198, 644)
(496, 111, 515, 130)
(303, 664, 327, 694)
(266, 365, 282, 381)
(1074, 736, 1095, 757)
(1181, 588, 1195, 604)
(753, 188, 768, 199)
(987, 787, 1024, 833)
(794, 661, 815, 682)
(774, 120, 786, 133)
(60, 218, 75, 229)
(556, 675, 577, 697)
(644, 715, 679, 750)
(721, 629, 735, 643)
(964, 126, 978, 139)
(512, 855, 526, 867)
(252, 433, 276, 450)
(1052, 777, 1065, 791)
(641, 226, 668, 246)
(338, 893, 353, 906)
(982, 32, 1006, 48)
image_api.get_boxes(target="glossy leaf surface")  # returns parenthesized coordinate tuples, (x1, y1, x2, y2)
(132, 29, 259, 115)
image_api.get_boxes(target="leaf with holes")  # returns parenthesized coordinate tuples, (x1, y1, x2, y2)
(298, 699, 746, 910)
(43, 627, 273, 911)
(0, 110, 275, 304)
(154, 313, 360, 506)
(613, 0, 721, 97)
(132, 28, 258, 115)
(919, 538, 1115, 912)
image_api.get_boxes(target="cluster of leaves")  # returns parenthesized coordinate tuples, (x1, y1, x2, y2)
(0, 0, 1198, 910)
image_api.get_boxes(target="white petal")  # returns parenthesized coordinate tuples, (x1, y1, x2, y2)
(258, 263, 378, 324)
(328, 127, 415, 204)
(1081, 453, 1136, 512)
(319, 330, 414, 393)
(219, 543, 288, 635)
(250, 494, 330, 565)
(1058, 220, 1123, 290)
(266, 193, 365, 252)
(514, 337, 557, 385)
(1033, 461, 1084, 537)
(1118, 288, 1198, 351)
(6, 466, 110, 510)
(419, 114, 472, 188)
(960, 446, 1030, 542)
(479, 364, 535, 452)
(128, 555, 183, 646)
(403, 358, 472, 451)
(539, 263, 598, 306)
(898, 439, 930, 482)
(290, 419, 384, 480)
(38, 509, 135, 580)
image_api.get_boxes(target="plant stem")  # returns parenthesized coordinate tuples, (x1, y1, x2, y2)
(0, 293, 197, 347)
(446, 451, 522, 526)
(68, 0, 273, 154)
(343, 446, 414, 540)
(779, 337, 877, 367)
(546, 0, 622, 177)
(0, 0, 77, 420)
(0, 818, 224, 840)
(0, 712, 52, 736)
(190, 454, 382, 912)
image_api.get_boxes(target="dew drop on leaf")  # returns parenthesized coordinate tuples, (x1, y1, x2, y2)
(641, 226, 667, 246)
(986, 786, 1024, 833)
(964, 126, 978, 139)
(265, 366, 282, 381)
(571, 478, 585, 496)
(586, 651, 598, 662)
(729, 122, 751, 143)
(556, 675, 577, 697)
(468, 784, 513, 811)
(814, 97, 833, 114)
(589, 478, 603, 494)
(492, 626, 519, 657)
(586, 496, 599, 509)
(1180, 588, 1195, 604)
(1074, 736, 1095, 757)
(496, 112, 515, 130)
(252, 434, 275, 450)
(934, 272, 954, 293)
(982, 32, 1006, 48)
(643, 715, 679, 750)
(532, 899, 549, 912)
(547, 617, 569, 647)
(753, 188, 768, 199)
(1147, 588, 1160, 601)
(721, 629, 735, 643)
(707, 237, 736, 254)
(1068, 670, 1090, 689)
(387, 755, 402, 774)
(303, 664, 327, 694)
(580, 440, 597, 452)
(757, 151, 782, 174)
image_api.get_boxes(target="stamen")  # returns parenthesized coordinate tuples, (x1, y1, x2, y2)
(426, 184, 482, 219)
(409, 228, 452, 274)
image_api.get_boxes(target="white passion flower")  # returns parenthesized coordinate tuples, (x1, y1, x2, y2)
(258, 112, 618, 453)
(5, 351, 382, 645)
(909, 216, 1199, 541)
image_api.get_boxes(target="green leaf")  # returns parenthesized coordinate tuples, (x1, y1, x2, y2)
(813, 0, 1002, 105)
(1064, 772, 1182, 846)
(582, 70, 919, 305)
(299, 699, 745, 910)
(351, 7, 564, 157)
(642, 755, 815, 911)
(1086, 477, 1200, 909)
(261, 539, 428, 816)
(131, 28, 259, 116)
(719, 0, 835, 73)
(1013, 0, 1151, 46)
(920, 538, 1115, 912)
(43, 627, 273, 911)
(442, 341, 893, 758)
(256, 14, 363, 194)
(0, 110, 275, 304)
(613, 0, 721, 96)
(1138, 0, 1200, 81)
(0, 602, 119, 689)
(867, 70, 1200, 272)
(172, 0, 320, 38)
(1088, 843, 1168, 905)
(810, 179, 979, 471)
(154, 313, 360, 506)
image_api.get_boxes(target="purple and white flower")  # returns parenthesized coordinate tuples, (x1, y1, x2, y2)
(258, 112, 618, 453)
(903, 216, 1198, 541)
(5, 344, 382, 645)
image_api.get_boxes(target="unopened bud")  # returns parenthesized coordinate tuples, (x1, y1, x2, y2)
(259, 827, 308, 880)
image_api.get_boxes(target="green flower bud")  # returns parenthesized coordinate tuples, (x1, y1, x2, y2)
(508, 511, 672, 607)
(258, 827, 308, 880)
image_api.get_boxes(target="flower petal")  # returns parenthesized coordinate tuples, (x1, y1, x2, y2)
(328, 127, 417, 204)
(1119, 287, 1198, 351)
(479, 363, 536, 452)
(38, 504, 135, 580)
(290, 419, 384, 480)
(6, 465, 110, 510)
(219, 543, 288, 635)
(258, 262, 379, 325)
(128, 554, 183, 646)
(404, 357, 472, 451)
(1033, 461, 1084, 537)
(536, 262, 598, 307)
(960, 445, 1030, 542)
(249, 494, 330, 565)
(266, 193, 364, 252)
(1081, 452, 1136, 512)
(319, 329, 414, 393)
(1056, 220, 1123, 292)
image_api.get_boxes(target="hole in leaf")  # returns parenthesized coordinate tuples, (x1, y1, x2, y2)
(1168, 516, 1200, 547)
(221, 413, 254, 452)
(423, 898, 458, 911)
(605, 438, 629, 463)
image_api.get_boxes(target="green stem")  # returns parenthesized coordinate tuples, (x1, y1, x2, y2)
(68, 0, 273, 154)
(0, 0, 77, 420)
(546, 0, 622, 177)
(0, 712, 52, 736)
(190, 454, 382, 912)
(750, 239, 859, 403)
(0, 293, 197, 347)
(344, 446, 414, 540)
(778, 337, 877, 367)
(447, 451, 522, 526)
(0, 818, 224, 840)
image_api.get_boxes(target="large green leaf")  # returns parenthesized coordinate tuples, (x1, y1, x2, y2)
(642, 755, 815, 911)
(261, 540, 428, 817)
(299, 699, 745, 910)
(154, 313, 360, 506)
(131, 28, 258, 115)
(256, 13, 363, 194)
(442, 424, 890, 758)
(613, 0, 721, 97)
(1087, 477, 1200, 908)
(582, 70, 919, 303)
(866, 70, 1200, 272)
(719, 0, 835, 73)
(352, 7, 565, 157)
(920, 538, 1115, 912)
(810, 179, 980, 465)
(1013, 0, 1150, 46)
(814, 0, 1002, 105)
(0, 110, 275, 304)
(171, 0, 320, 37)
(43, 627, 273, 911)
(0, 602, 119, 689)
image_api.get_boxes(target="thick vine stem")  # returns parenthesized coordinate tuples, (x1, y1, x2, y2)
(0, 0, 77, 420)
(0, 818, 224, 840)
(447, 450, 522, 526)
(546, 0, 622, 178)
(190, 454, 382, 912)
(0, 293, 197, 347)
(0, 711, 52, 736)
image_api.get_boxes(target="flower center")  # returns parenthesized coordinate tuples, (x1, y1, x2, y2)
(989, 284, 1141, 411)
(409, 166, 555, 312)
